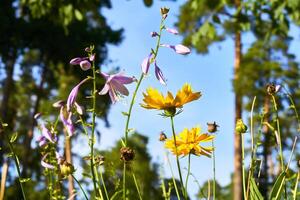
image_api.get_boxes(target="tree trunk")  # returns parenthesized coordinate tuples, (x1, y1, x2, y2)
(65, 136, 75, 199)
(0, 53, 16, 164)
(22, 66, 47, 177)
(233, 1, 243, 198)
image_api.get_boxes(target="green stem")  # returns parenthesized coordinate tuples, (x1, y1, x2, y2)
(132, 171, 143, 200)
(99, 167, 109, 200)
(7, 140, 27, 200)
(90, 59, 99, 197)
(72, 174, 89, 200)
(293, 171, 299, 200)
(212, 140, 216, 200)
(165, 151, 181, 200)
(122, 16, 166, 200)
(241, 133, 247, 200)
(184, 153, 191, 200)
(170, 116, 186, 199)
(246, 96, 256, 200)
(271, 95, 286, 198)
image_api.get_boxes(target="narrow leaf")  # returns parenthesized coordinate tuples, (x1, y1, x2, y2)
(269, 171, 286, 200)
(250, 177, 264, 200)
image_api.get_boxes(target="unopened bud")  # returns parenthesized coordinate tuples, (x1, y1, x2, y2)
(160, 7, 170, 19)
(266, 83, 281, 95)
(235, 119, 248, 134)
(159, 132, 167, 141)
(150, 31, 159, 37)
(207, 122, 219, 133)
(60, 161, 75, 178)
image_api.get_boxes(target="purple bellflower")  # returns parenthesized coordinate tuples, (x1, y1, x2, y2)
(154, 61, 167, 85)
(66, 77, 89, 112)
(41, 152, 63, 169)
(160, 44, 191, 55)
(70, 57, 92, 71)
(37, 124, 57, 147)
(99, 72, 136, 104)
(141, 53, 153, 75)
(166, 27, 178, 35)
(60, 107, 75, 136)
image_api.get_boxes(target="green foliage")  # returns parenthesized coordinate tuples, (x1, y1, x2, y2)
(250, 177, 264, 200)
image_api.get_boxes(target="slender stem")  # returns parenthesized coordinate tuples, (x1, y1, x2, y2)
(90, 59, 99, 196)
(241, 133, 247, 200)
(122, 16, 166, 200)
(271, 95, 284, 170)
(271, 95, 286, 198)
(293, 171, 299, 200)
(170, 116, 186, 199)
(207, 180, 211, 200)
(212, 140, 216, 200)
(7, 140, 26, 200)
(72, 174, 88, 200)
(132, 171, 143, 200)
(99, 167, 109, 200)
(184, 153, 191, 200)
(246, 96, 256, 199)
(165, 151, 181, 200)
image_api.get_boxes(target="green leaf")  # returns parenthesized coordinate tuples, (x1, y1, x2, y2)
(74, 9, 83, 21)
(121, 111, 129, 116)
(111, 190, 122, 200)
(250, 177, 264, 200)
(269, 171, 286, 200)
(10, 132, 18, 143)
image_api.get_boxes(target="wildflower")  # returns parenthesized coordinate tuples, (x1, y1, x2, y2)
(154, 61, 166, 85)
(99, 72, 136, 104)
(70, 56, 93, 71)
(60, 107, 75, 136)
(141, 53, 153, 75)
(160, 44, 191, 55)
(52, 100, 65, 108)
(120, 147, 135, 162)
(37, 124, 57, 147)
(41, 152, 62, 169)
(266, 83, 281, 95)
(207, 122, 219, 133)
(60, 161, 75, 178)
(235, 119, 247, 134)
(166, 27, 178, 35)
(66, 77, 90, 112)
(165, 126, 214, 157)
(141, 83, 201, 116)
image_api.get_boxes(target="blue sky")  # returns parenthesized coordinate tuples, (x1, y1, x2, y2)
(97, 0, 236, 198)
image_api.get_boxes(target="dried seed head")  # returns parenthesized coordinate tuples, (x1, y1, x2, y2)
(160, 7, 169, 19)
(235, 119, 248, 134)
(207, 122, 219, 133)
(266, 83, 281, 95)
(120, 147, 135, 162)
(159, 132, 167, 141)
(95, 155, 105, 166)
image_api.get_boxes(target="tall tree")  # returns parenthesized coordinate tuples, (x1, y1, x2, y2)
(0, 0, 122, 198)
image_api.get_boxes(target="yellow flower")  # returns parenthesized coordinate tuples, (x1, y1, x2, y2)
(141, 83, 201, 115)
(165, 126, 214, 157)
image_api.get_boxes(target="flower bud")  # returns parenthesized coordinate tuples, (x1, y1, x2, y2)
(95, 155, 105, 166)
(159, 132, 167, 141)
(235, 119, 248, 134)
(207, 122, 219, 133)
(120, 147, 135, 162)
(60, 161, 75, 178)
(150, 32, 159, 37)
(160, 7, 170, 19)
(80, 60, 91, 71)
(166, 28, 178, 35)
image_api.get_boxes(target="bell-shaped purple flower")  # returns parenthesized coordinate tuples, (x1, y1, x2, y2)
(66, 78, 89, 112)
(141, 53, 153, 74)
(70, 57, 91, 71)
(99, 72, 136, 104)
(160, 44, 191, 55)
(154, 61, 167, 85)
(60, 107, 75, 136)
(37, 124, 57, 147)
(166, 27, 178, 35)
(41, 153, 55, 169)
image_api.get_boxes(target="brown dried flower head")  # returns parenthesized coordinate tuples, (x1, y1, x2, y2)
(120, 147, 135, 162)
